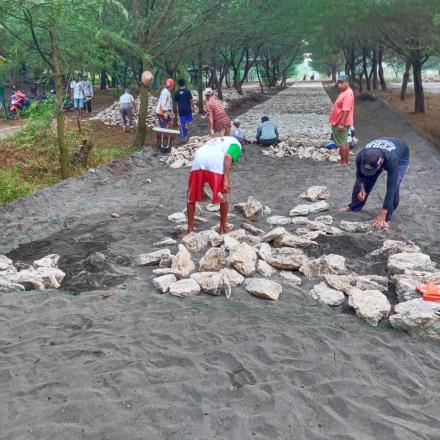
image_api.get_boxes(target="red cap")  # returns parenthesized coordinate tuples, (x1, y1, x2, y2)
(166, 78, 175, 88)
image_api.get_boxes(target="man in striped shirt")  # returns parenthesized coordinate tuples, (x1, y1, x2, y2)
(204, 87, 232, 137)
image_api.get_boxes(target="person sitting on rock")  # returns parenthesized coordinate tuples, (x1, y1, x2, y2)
(340, 137, 410, 230)
(256, 116, 279, 147)
(186, 136, 241, 235)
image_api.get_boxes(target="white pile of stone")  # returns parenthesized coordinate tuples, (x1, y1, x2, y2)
(0, 254, 65, 292)
(160, 136, 208, 168)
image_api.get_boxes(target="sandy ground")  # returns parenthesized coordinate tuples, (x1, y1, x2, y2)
(1, 84, 440, 439)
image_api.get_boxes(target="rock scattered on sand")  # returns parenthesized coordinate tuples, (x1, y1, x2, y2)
(339, 220, 371, 233)
(137, 249, 172, 266)
(241, 223, 264, 236)
(392, 271, 440, 303)
(257, 260, 276, 277)
(300, 254, 346, 279)
(227, 243, 257, 276)
(324, 274, 356, 294)
(390, 298, 440, 341)
(244, 278, 282, 301)
(199, 248, 226, 272)
(387, 252, 436, 275)
(273, 233, 316, 249)
(153, 274, 177, 293)
(263, 247, 308, 271)
(168, 212, 187, 224)
(235, 196, 263, 218)
(171, 245, 195, 277)
(182, 230, 222, 253)
(169, 278, 201, 297)
(33, 254, 60, 269)
(299, 186, 330, 201)
(356, 275, 388, 293)
(206, 204, 220, 212)
(309, 282, 345, 306)
(314, 215, 333, 225)
(220, 268, 245, 287)
(0, 255, 14, 271)
(154, 237, 177, 247)
(347, 288, 391, 326)
(262, 227, 286, 243)
(190, 272, 227, 295)
(369, 240, 421, 258)
(266, 216, 291, 226)
(223, 235, 240, 253)
(289, 201, 329, 216)
(279, 271, 302, 287)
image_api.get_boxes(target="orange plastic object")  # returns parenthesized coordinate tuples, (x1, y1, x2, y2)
(417, 281, 440, 302)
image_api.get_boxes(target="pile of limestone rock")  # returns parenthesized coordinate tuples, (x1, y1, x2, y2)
(0, 254, 65, 292)
(160, 136, 208, 169)
(137, 185, 440, 341)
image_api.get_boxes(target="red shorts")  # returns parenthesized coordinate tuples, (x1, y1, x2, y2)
(188, 170, 225, 204)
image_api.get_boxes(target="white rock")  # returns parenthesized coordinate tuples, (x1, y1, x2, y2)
(388, 252, 435, 275)
(309, 282, 345, 306)
(241, 223, 264, 236)
(299, 186, 330, 201)
(136, 249, 172, 266)
(257, 260, 276, 277)
(206, 204, 220, 212)
(239, 235, 262, 246)
(240, 196, 263, 218)
(244, 278, 282, 301)
(279, 272, 302, 287)
(347, 288, 391, 326)
(169, 279, 201, 297)
(339, 220, 371, 233)
(224, 228, 246, 239)
(168, 212, 187, 224)
(356, 275, 388, 293)
(266, 216, 291, 226)
(199, 248, 226, 272)
(154, 237, 177, 247)
(171, 245, 195, 277)
(224, 235, 240, 253)
(324, 274, 355, 293)
(190, 272, 227, 295)
(220, 268, 245, 287)
(0, 255, 14, 271)
(152, 268, 181, 277)
(111, 213, 120, 218)
(262, 227, 286, 243)
(300, 254, 346, 279)
(391, 272, 440, 303)
(153, 274, 177, 293)
(182, 231, 215, 252)
(289, 201, 329, 216)
(36, 267, 65, 288)
(273, 233, 316, 249)
(369, 240, 421, 258)
(33, 254, 60, 269)
(227, 243, 257, 276)
(390, 298, 440, 340)
(263, 248, 308, 271)
(0, 278, 25, 292)
(262, 206, 272, 215)
(314, 215, 333, 225)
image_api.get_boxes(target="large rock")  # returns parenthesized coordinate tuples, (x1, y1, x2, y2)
(314, 215, 333, 225)
(0, 278, 25, 292)
(244, 278, 282, 301)
(239, 196, 263, 218)
(182, 230, 222, 253)
(8, 267, 65, 290)
(309, 282, 345, 306)
(347, 288, 391, 326)
(289, 201, 329, 217)
(190, 272, 226, 295)
(220, 268, 245, 287)
(300, 254, 346, 279)
(356, 275, 388, 293)
(262, 227, 286, 243)
(152, 268, 181, 277)
(168, 279, 201, 297)
(153, 274, 177, 293)
(299, 186, 330, 201)
(154, 237, 177, 247)
(392, 271, 440, 303)
(257, 260, 276, 277)
(263, 248, 308, 271)
(339, 221, 370, 233)
(171, 245, 195, 277)
(387, 252, 436, 275)
(292, 218, 342, 235)
(206, 204, 220, 212)
(0, 255, 14, 271)
(390, 298, 440, 340)
(168, 212, 187, 224)
(273, 233, 316, 249)
(33, 254, 60, 269)
(199, 248, 226, 271)
(137, 249, 172, 266)
(224, 235, 240, 253)
(324, 274, 355, 293)
(241, 223, 264, 236)
(266, 216, 291, 226)
(227, 242, 257, 276)
(370, 240, 421, 258)
(279, 271, 302, 287)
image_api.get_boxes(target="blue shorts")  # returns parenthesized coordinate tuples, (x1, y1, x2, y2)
(74, 98, 84, 109)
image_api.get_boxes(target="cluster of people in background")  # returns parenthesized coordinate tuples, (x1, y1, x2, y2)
(69, 74, 93, 119)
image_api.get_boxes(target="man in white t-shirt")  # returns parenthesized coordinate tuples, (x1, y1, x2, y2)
(119, 89, 136, 129)
(81, 74, 94, 114)
(70, 75, 85, 119)
(187, 136, 241, 234)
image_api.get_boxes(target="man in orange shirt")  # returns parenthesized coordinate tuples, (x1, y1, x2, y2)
(328, 75, 355, 166)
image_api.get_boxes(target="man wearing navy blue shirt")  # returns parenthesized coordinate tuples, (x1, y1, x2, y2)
(174, 79, 195, 140)
(340, 137, 410, 229)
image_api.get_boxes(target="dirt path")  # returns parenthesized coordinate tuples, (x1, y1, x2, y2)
(1, 84, 440, 440)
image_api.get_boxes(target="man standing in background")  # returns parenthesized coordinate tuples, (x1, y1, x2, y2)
(174, 79, 195, 141)
(70, 74, 85, 120)
(119, 88, 136, 130)
(204, 87, 231, 137)
(82, 74, 94, 114)
(328, 74, 354, 166)
(155, 78, 175, 145)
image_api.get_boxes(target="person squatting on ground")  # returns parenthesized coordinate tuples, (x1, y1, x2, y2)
(256, 116, 279, 146)
(119, 89, 136, 130)
(329, 74, 354, 166)
(340, 137, 410, 230)
(81, 74, 93, 114)
(231, 118, 250, 145)
(70, 75, 85, 119)
(204, 87, 231, 137)
(156, 78, 175, 145)
(186, 136, 242, 235)
(174, 79, 195, 141)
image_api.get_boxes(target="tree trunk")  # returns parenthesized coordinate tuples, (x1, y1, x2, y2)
(371, 47, 378, 90)
(49, 29, 68, 179)
(400, 61, 411, 101)
(331, 66, 337, 82)
(412, 59, 425, 113)
(197, 45, 204, 114)
(378, 45, 386, 90)
(100, 69, 107, 90)
(362, 46, 370, 91)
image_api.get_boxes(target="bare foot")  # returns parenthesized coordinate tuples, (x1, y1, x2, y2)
(219, 225, 230, 234)
(339, 206, 351, 212)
